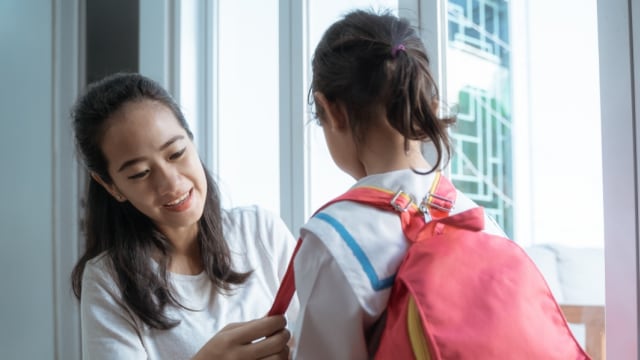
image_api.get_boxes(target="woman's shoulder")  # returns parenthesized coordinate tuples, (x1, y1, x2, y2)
(80, 251, 123, 299)
(222, 205, 295, 248)
(222, 205, 284, 233)
(222, 205, 296, 274)
(223, 204, 274, 221)
(83, 251, 112, 277)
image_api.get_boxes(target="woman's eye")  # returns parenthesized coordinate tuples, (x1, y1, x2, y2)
(128, 170, 149, 180)
(170, 148, 186, 160)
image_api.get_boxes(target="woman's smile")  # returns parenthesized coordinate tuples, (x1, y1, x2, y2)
(163, 188, 193, 212)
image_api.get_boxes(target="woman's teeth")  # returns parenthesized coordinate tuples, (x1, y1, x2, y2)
(165, 191, 189, 206)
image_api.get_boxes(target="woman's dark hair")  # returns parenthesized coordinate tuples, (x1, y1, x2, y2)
(310, 9, 456, 172)
(70, 72, 250, 329)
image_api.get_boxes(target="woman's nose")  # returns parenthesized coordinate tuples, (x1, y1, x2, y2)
(154, 163, 181, 195)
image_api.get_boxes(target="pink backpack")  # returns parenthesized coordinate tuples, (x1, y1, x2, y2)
(269, 172, 590, 359)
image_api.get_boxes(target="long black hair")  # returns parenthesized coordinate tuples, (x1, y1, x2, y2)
(71, 73, 250, 329)
(310, 9, 456, 172)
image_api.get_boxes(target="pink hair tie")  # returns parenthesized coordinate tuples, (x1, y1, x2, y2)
(391, 44, 406, 58)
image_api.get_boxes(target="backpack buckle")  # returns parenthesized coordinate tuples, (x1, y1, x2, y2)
(390, 190, 413, 212)
(420, 192, 455, 214)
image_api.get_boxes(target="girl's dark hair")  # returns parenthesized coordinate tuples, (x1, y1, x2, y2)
(310, 9, 455, 172)
(70, 72, 250, 329)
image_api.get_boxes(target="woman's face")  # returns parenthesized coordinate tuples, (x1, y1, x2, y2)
(97, 99, 207, 237)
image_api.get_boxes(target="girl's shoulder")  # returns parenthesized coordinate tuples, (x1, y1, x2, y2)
(453, 190, 508, 237)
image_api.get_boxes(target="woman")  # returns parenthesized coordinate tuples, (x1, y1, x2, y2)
(71, 72, 297, 359)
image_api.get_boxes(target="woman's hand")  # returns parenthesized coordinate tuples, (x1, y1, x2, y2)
(192, 315, 291, 360)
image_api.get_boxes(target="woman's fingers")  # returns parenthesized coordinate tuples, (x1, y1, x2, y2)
(230, 315, 287, 345)
(259, 342, 290, 360)
(220, 321, 244, 331)
(194, 316, 289, 360)
(241, 328, 290, 359)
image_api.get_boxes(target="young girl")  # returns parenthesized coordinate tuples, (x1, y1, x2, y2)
(71, 73, 297, 360)
(291, 10, 507, 359)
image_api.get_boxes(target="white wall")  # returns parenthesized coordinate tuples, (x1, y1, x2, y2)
(0, 0, 55, 358)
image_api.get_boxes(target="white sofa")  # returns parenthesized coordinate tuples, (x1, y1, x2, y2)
(525, 244, 605, 305)
(525, 244, 605, 358)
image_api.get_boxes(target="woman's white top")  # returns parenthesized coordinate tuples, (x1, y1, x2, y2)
(292, 169, 506, 360)
(81, 205, 298, 360)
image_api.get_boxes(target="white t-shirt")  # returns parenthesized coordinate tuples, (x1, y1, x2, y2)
(80, 205, 298, 360)
(292, 170, 507, 360)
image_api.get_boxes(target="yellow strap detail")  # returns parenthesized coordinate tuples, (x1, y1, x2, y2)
(407, 296, 432, 360)
(427, 171, 442, 204)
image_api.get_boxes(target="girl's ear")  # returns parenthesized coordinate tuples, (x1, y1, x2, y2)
(314, 92, 349, 131)
(91, 172, 127, 202)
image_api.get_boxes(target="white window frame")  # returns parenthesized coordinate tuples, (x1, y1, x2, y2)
(598, 0, 640, 357)
(53, 0, 82, 359)
(279, 0, 308, 233)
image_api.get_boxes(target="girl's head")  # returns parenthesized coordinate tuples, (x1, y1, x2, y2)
(73, 73, 206, 236)
(71, 73, 249, 329)
(311, 9, 455, 175)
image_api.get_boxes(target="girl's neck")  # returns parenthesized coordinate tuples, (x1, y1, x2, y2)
(359, 123, 430, 176)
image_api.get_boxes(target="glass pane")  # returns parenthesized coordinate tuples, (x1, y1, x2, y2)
(306, 0, 398, 215)
(216, 0, 280, 213)
(445, 0, 605, 357)
(447, 0, 513, 235)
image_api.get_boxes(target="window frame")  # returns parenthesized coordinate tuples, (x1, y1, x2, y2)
(597, 0, 640, 357)
(279, 0, 309, 233)
(53, 0, 82, 358)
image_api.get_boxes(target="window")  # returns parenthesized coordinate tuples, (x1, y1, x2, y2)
(215, 0, 281, 213)
(446, 0, 514, 237)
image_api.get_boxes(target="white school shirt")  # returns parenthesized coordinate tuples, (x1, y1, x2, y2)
(292, 169, 506, 360)
(81, 205, 299, 360)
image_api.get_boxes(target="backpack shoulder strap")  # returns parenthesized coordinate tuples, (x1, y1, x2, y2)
(332, 171, 456, 220)
(268, 171, 455, 316)
(268, 238, 302, 316)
